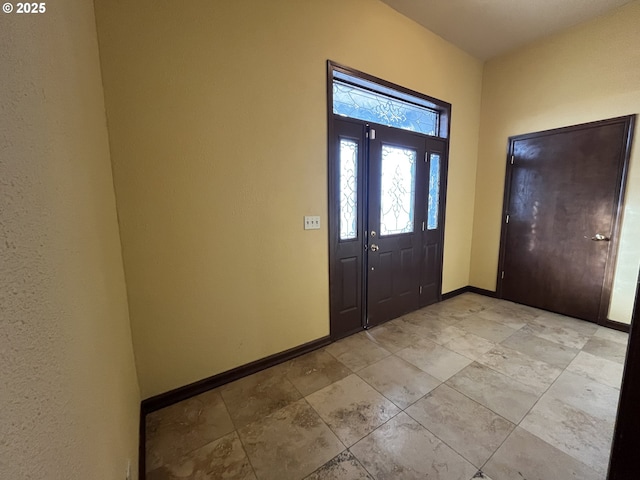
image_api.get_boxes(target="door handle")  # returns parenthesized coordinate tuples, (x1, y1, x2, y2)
(591, 233, 610, 241)
(370, 244, 379, 252)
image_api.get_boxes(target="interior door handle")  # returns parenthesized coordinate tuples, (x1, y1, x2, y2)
(370, 244, 379, 252)
(591, 233, 610, 241)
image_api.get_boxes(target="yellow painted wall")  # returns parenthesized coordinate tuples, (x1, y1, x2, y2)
(0, 0, 141, 478)
(94, 0, 483, 398)
(471, 0, 640, 324)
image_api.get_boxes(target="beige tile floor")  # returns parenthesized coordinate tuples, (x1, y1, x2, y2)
(145, 293, 629, 480)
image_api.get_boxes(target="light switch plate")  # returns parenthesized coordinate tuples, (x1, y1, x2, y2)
(304, 216, 321, 230)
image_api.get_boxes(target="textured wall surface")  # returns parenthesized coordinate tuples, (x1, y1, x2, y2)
(94, 0, 483, 398)
(0, 1, 141, 478)
(471, 0, 640, 324)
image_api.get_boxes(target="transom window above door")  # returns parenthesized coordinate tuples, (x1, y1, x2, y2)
(331, 68, 450, 138)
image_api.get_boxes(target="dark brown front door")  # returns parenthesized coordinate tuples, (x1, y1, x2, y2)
(329, 119, 447, 338)
(499, 116, 635, 323)
(366, 126, 424, 327)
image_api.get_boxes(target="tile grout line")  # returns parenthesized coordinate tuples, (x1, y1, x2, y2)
(348, 305, 614, 477)
(479, 325, 608, 475)
(216, 388, 261, 480)
(475, 314, 593, 476)
(419, 310, 588, 474)
(346, 408, 412, 477)
(296, 396, 352, 479)
(401, 399, 488, 473)
(144, 392, 240, 477)
(355, 333, 509, 474)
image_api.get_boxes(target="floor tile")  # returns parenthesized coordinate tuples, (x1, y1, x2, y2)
(545, 370, 620, 423)
(406, 385, 514, 468)
(146, 389, 235, 472)
(219, 365, 302, 428)
(306, 374, 400, 446)
(446, 362, 540, 423)
(476, 301, 541, 330)
(500, 329, 579, 368)
(442, 331, 496, 360)
(424, 295, 488, 321)
(483, 427, 602, 480)
(396, 338, 473, 381)
(441, 293, 488, 310)
(495, 300, 543, 318)
(399, 319, 466, 345)
(304, 451, 373, 480)
(474, 309, 528, 330)
(147, 431, 256, 480)
(350, 412, 477, 480)
(325, 332, 391, 371)
(567, 351, 624, 389)
(469, 473, 493, 480)
(521, 322, 591, 350)
(237, 399, 344, 480)
(364, 321, 422, 353)
(594, 326, 629, 345)
(529, 311, 599, 336)
(582, 336, 627, 364)
(461, 293, 501, 308)
(454, 316, 517, 343)
(399, 312, 456, 333)
(280, 349, 352, 396)
(519, 395, 614, 474)
(478, 345, 562, 393)
(401, 308, 451, 325)
(357, 355, 441, 409)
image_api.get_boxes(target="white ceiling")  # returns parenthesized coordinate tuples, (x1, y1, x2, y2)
(379, 0, 633, 60)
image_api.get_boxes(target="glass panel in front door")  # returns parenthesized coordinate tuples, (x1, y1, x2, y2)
(379, 145, 417, 236)
(339, 138, 358, 240)
(427, 153, 440, 230)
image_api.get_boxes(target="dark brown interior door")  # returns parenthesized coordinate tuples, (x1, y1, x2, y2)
(499, 116, 634, 323)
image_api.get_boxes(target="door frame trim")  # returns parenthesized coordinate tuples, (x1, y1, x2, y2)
(326, 61, 452, 339)
(496, 115, 636, 324)
(607, 266, 640, 478)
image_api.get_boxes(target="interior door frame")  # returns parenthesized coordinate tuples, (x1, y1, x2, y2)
(496, 115, 636, 328)
(326, 61, 452, 340)
(607, 266, 640, 478)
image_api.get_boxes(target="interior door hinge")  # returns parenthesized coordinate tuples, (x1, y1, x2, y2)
(425, 153, 428, 163)
(501, 271, 505, 279)
(419, 286, 423, 294)
(422, 221, 425, 231)
(370, 128, 376, 140)
(505, 214, 510, 224)
(510, 155, 515, 165)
